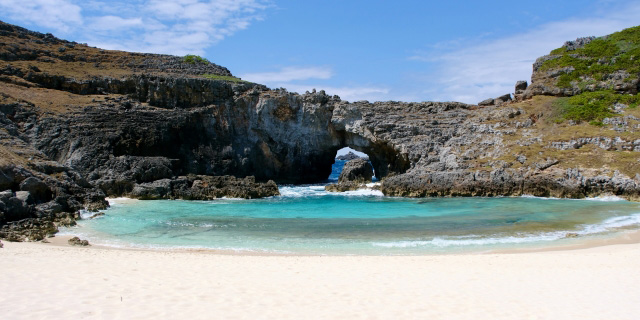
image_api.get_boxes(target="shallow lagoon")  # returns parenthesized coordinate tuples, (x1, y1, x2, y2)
(62, 184, 640, 254)
(60, 159, 640, 254)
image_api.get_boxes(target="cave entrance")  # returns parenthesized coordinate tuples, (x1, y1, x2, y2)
(328, 147, 376, 183)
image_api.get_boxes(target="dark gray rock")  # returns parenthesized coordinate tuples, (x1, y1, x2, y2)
(338, 159, 374, 184)
(0, 189, 12, 202)
(4, 196, 32, 221)
(563, 36, 595, 51)
(535, 159, 560, 171)
(68, 236, 89, 246)
(15, 191, 33, 204)
(495, 94, 512, 104)
(130, 179, 172, 200)
(326, 159, 374, 192)
(515, 80, 528, 93)
(19, 177, 52, 203)
(325, 181, 364, 192)
(478, 98, 495, 106)
(0, 218, 58, 242)
(129, 176, 280, 200)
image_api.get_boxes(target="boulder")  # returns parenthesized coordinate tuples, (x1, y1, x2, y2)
(0, 165, 31, 191)
(495, 93, 512, 104)
(19, 177, 52, 203)
(0, 218, 57, 242)
(535, 158, 560, 171)
(15, 191, 34, 204)
(515, 80, 528, 93)
(177, 176, 280, 200)
(128, 176, 280, 200)
(478, 98, 495, 106)
(325, 181, 363, 192)
(0, 189, 12, 202)
(68, 236, 90, 246)
(4, 196, 32, 221)
(130, 179, 172, 200)
(338, 159, 374, 184)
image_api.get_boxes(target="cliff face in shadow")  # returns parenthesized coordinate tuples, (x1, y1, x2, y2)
(1, 21, 640, 239)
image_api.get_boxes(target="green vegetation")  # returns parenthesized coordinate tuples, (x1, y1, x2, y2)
(552, 90, 640, 123)
(540, 25, 640, 88)
(201, 74, 251, 83)
(183, 54, 210, 64)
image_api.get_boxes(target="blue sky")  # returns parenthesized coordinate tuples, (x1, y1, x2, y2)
(1, 0, 639, 103)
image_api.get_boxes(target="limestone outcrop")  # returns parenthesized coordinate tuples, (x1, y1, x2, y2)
(325, 159, 374, 192)
(338, 159, 374, 184)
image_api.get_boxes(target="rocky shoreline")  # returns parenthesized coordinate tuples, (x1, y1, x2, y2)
(1, 21, 640, 241)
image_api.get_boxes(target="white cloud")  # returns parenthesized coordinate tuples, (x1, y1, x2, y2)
(89, 16, 143, 31)
(413, 2, 640, 104)
(0, 0, 83, 32)
(87, 0, 270, 55)
(0, 0, 270, 56)
(240, 67, 334, 83)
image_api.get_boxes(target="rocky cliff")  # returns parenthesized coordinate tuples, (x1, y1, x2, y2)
(1, 21, 640, 240)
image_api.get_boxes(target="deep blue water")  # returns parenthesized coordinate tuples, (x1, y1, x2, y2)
(61, 159, 640, 254)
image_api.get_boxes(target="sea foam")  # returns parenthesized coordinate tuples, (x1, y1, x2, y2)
(373, 213, 640, 249)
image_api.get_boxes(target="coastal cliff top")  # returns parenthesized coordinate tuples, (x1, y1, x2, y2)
(0, 21, 233, 80)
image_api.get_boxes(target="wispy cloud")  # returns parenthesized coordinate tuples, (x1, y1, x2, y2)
(240, 66, 391, 102)
(412, 2, 640, 104)
(88, 16, 144, 31)
(0, 0, 271, 56)
(240, 67, 334, 83)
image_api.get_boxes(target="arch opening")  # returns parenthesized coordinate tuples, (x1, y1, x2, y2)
(328, 147, 376, 183)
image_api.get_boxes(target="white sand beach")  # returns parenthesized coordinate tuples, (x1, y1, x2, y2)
(1, 235, 640, 320)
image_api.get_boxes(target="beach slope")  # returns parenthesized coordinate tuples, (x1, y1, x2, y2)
(1, 241, 639, 319)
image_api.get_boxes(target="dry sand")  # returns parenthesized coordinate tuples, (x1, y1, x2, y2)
(1, 236, 640, 320)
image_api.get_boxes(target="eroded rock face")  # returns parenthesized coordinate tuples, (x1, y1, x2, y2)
(129, 176, 279, 200)
(325, 158, 374, 192)
(338, 159, 374, 184)
(523, 34, 639, 99)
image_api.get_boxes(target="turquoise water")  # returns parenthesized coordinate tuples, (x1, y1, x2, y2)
(62, 160, 640, 254)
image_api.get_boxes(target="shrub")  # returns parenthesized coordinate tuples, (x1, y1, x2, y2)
(201, 74, 250, 83)
(552, 90, 640, 123)
(539, 25, 640, 88)
(183, 54, 210, 64)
